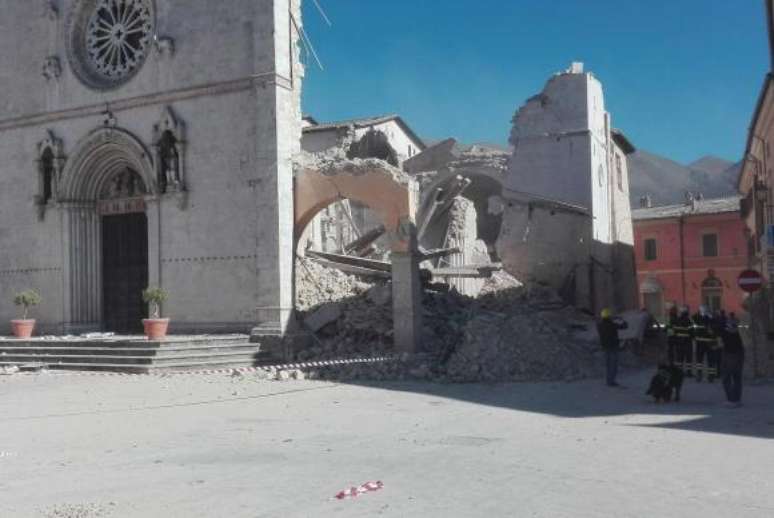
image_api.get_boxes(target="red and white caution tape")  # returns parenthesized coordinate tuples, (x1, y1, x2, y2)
(335, 480, 384, 500)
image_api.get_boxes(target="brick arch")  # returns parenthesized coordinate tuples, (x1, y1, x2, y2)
(295, 159, 418, 252)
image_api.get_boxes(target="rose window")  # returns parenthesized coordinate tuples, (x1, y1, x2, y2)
(66, 0, 155, 89)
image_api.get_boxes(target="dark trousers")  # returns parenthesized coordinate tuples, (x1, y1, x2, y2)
(707, 348, 722, 379)
(667, 337, 678, 364)
(695, 342, 708, 379)
(605, 349, 619, 386)
(722, 353, 744, 403)
(676, 338, 692, 372)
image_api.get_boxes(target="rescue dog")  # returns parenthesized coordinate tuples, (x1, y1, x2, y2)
(646, 363, 684, 403)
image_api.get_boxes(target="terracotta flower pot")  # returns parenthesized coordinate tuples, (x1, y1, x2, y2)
(142, 318, 170, 340)
(10, 319, 35, 339)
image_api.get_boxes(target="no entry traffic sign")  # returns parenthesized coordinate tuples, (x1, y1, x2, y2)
(738, 269, 764, 293)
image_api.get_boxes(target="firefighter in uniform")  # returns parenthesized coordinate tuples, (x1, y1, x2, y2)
(665, 305, 679, 364)
(672, 306, 694, 376)
(692, 305, 717, 382)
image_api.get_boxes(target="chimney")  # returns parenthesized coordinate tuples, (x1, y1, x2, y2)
(684, 191, 699, 211)
(567, 62, 584, 74)
(639, 195, 652, 208)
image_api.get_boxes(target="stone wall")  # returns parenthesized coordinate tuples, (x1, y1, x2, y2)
(0, 0, 303, 334)
(498, 64, 637, 313)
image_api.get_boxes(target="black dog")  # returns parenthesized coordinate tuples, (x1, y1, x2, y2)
(646, 364, 684, 403)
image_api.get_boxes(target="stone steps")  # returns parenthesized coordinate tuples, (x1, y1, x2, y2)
(0, 343, 260, 358)
(0, 350, 268, 366)
(0, 334, 248, 348)
(0, 335, 276, 373)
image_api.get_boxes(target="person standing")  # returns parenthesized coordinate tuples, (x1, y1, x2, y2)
(597, 308, 628, 387)
(665, 305, 679, 364)
(672, 306, 694, 376)
(710, 309, 728, 380)
(720, 316, 745, 407)
(692, 306, 717, 382)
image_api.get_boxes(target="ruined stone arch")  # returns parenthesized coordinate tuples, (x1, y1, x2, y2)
(419, 165, 506, 251)
(295, 159, 418, 253)
(294, 159, 423, 353)
(57, 126, 159, 333)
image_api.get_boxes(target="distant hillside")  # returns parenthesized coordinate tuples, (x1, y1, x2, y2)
(689, 156, 736, 177)
(628, 151, 741, 207)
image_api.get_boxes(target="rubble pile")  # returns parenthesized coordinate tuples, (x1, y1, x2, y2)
(294, 259, 607, 382)
(295, 257, 371, 311)
(295, 257, 394, 359)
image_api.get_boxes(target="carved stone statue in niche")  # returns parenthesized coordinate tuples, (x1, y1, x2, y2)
(152, 106, 186, 195)
(100, 168, 147, 200)
(158, 131, 181, 193)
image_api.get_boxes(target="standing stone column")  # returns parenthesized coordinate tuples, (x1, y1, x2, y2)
(391, 251, 422, 354)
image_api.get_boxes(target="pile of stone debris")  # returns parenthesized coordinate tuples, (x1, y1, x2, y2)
(294, 257, 615, 383)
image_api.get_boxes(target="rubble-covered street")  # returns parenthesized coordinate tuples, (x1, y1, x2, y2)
(0, 370, 772, 518)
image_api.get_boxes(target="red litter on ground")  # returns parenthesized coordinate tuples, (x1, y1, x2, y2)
(335, 481, 384, 500)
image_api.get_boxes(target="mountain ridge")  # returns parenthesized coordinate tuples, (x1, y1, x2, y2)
(628, 151, 741, 207)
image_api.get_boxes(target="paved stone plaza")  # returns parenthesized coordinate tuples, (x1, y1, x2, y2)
(1, 369, 772, 517)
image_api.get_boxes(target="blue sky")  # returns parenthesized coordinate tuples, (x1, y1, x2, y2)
(301, 0, 769, 165)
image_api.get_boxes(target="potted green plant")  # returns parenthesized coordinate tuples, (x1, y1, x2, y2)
(11, 289, 41, 339)
(142, 286, 169, 340)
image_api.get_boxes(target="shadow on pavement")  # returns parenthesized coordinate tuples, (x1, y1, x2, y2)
(339, 367, 774, 440)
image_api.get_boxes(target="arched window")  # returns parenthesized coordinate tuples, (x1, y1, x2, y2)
(35, 130, 64, 220)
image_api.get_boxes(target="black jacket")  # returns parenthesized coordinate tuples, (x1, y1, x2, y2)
(721, 330, 745, 356)
(597, 317, 628, 351)
(672, 314, 694, 339)
(692, 313, 716, 343)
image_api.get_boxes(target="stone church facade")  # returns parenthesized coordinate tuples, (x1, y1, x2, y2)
(0, 0, 303, 334)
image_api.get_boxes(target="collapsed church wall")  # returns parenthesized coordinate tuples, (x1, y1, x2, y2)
(0, 0, 303, 334)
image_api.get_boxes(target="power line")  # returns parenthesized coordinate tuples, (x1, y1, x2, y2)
(291, 13, 324, 71)
(311, 0, 332, 27)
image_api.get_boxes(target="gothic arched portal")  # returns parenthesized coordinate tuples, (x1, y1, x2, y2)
(58, 127, 158, 333)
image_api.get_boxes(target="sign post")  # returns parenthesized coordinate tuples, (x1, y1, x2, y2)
(738, 269, 764, 378)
